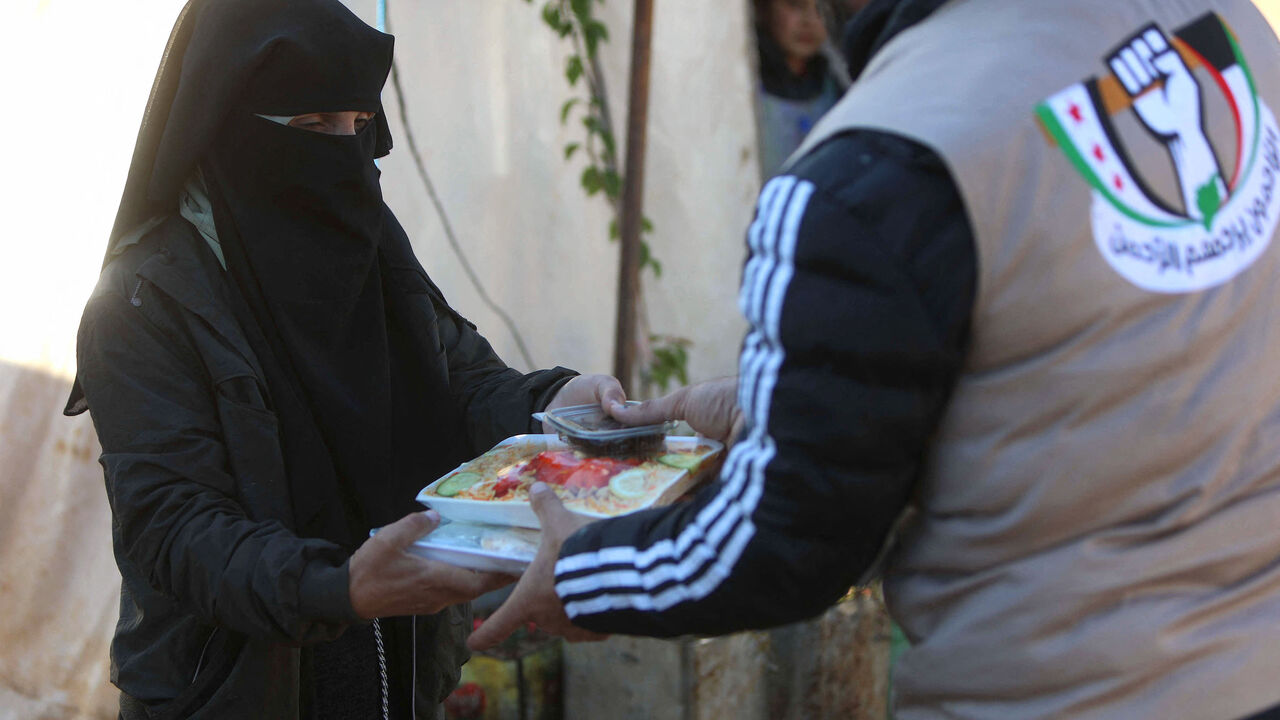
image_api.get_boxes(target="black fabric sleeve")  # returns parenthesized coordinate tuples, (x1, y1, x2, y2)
(552, 131, 976, 636)
(77, 291, 359, 645)
(430, 300, 577, 454)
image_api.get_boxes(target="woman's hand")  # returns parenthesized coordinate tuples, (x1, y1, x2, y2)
(542, 374, 627, 433)
(348, 511, 514, 619)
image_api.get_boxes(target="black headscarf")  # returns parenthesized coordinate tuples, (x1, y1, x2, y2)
(104, 0, 394, 254)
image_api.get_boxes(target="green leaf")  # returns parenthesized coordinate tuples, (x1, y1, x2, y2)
(587, 20, 609, 43)
(640, 240, 662, 278)
(581, 165, 603, 195)
(603, 169, 622, 199)
(541, 4, 562, 32)
(584, 19, 608, 55)
(559, 97, 580, 125)
(641, 216, 654, 234)
(599, 128, 616, 157)
(609, 218, 619, 240)
(566, 55, 584, 86)
(564, 142, 581, 160)
(570, 0, 592, 23)
(644, 337, 692, 393)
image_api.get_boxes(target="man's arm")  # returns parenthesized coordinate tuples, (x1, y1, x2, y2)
(472, 131, 976, 643)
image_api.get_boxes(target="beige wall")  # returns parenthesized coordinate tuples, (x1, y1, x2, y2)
(341, 0, 758, 386)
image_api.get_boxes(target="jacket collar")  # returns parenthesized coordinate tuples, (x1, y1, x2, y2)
(135, 217, 265, 379)
(66, 216, 256, 417)
(841, 0, 951, 82)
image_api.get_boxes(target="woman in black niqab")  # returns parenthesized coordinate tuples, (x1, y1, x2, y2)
(117, 0, 409, 550)
(76, 0, 533, 716)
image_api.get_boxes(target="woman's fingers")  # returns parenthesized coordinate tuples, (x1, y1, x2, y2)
(375, 510, 440, 552)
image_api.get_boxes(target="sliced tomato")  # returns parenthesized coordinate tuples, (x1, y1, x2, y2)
(525, 450, 584, 486)
(564, 457, 639, 490)
(493, 474, 523, 498)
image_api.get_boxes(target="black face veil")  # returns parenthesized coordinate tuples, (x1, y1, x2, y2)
(90, 0, 451, 550)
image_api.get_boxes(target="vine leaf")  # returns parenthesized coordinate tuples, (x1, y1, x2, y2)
(566, 55, 584, 86)
(560, 98, 580, 125)
(581, 165, 604, 195)
(602, 169, 622, 199)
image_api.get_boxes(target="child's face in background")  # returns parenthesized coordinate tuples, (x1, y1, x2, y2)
(767, 0, 828, 65)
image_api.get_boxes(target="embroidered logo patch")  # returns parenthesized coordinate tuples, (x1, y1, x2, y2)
(1036, 13, 1279, 293)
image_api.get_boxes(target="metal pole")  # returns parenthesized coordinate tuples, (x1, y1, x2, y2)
(613, 0, 655, 395)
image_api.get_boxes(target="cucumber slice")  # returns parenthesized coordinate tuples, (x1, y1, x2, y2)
(609, 469, 648, 499)
(436, 472, 482, 497)
(657, 453, 700, 470)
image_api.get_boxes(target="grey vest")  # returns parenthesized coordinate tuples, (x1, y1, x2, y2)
(792, 1, 1280, 717)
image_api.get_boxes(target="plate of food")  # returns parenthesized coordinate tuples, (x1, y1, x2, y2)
(417, 435, 723, 529)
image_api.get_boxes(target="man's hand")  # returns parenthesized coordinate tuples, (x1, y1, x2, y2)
(349, 511, 515, 619)
(467, 483, 608, 650)
(542, 374, 627, 433)
(609, 376, 743, 444)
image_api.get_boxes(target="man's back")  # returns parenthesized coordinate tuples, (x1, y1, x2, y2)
(794, 1, 1280, 716)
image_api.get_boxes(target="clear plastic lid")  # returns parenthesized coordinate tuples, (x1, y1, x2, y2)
(539, 403, 673, 458)
(542, 402, 667, 437)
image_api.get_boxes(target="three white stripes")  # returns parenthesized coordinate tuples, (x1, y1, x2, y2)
(556, 176, 815, 617)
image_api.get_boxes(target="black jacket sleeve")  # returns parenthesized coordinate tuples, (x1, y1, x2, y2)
(429, 298, 577, 454)
(552, 131, 977, 636)
(77, 290, 359, 645)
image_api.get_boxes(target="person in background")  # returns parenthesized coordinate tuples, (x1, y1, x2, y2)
(754, 0, 849, 177)
(471, 0, 1280, 718)
(65, 0, 622, 717)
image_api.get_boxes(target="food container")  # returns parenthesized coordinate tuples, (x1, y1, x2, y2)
(400, 521, 540, 574)
(539, 402, 673, 458)
(418, 434, 723, 529)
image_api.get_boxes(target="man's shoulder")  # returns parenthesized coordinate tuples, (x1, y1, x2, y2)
(784, 130, 957, 212)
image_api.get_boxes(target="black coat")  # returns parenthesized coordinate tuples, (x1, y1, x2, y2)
(70, 216, 575, 718)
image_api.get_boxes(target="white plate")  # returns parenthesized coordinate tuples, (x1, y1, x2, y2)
(405, 542, 531, 575)
(371, 522, 538, 574)
(417, 435, 723, 529)
(399, 521, 539, 574)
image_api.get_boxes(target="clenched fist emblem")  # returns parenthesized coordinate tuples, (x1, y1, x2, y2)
(1109, 25, 1227, 226)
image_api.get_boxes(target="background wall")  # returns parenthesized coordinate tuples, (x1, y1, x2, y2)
(340, 0, 759, 383)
